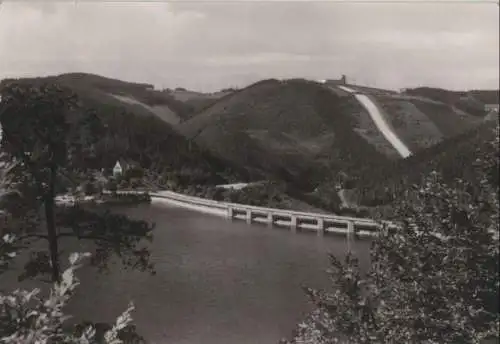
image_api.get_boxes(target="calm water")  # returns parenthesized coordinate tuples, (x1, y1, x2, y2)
(1, 203, 372, 344)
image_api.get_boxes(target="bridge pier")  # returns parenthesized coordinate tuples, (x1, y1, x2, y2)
(317, 218, 324, 236)
(290, 216, 297, 233)
(227, 207, 234, 220)
(246, 210, 252, 224)
(267, 213, 274, 228)
(347, 220, 355, 251)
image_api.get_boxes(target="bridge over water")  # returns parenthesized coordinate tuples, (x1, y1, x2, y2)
(114, 188, 395, 242)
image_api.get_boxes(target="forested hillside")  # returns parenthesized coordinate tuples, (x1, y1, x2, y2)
(2, 73, 494, 214)
(1, 73, 194, 124)
(179, 77, 488, 193)
(353, 122, 499, 207)
(178, 79, 393, 192)
(0, 77, 251, 187)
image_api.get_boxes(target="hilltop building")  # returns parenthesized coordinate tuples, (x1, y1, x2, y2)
(324, 75, 347, 86)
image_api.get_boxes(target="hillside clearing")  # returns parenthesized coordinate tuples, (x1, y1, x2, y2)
(109, 93, 181, 125)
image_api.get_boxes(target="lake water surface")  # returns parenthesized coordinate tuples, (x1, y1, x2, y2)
(1, 202, 372, 344)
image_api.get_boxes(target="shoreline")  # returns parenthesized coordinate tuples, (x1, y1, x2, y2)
(54, 192, 151, 207)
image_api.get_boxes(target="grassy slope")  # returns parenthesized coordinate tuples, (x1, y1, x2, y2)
(178, 79, 391, 192)
(108, 94, 180, 125)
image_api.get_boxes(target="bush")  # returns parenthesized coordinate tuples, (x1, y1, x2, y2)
(124, 166, 145, 180)
(105, 180, 117, 192)
(284, 129, 499, 343)
(212, 188, 225, 201)
(0, 252, 143, 343)
(82, 181, 97, 196)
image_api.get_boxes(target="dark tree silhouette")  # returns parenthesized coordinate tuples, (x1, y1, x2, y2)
(284, 126, 499, 343)
(0, 82, 155, 283)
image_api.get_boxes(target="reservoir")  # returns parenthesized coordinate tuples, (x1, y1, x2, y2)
(1, 201, 372, 344)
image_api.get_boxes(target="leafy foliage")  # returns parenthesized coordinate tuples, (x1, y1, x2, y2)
(0, 81, 97, 281)
(284, 126, 499, 343)
(0, 82, 155, 284)
(0, 252, 144, 343)
(0, 82, 153, 342)
(58, 207, 155, 274)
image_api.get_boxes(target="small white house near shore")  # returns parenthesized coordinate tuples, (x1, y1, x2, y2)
(112, 159, 137, 177)
(113, 161, 123, 176)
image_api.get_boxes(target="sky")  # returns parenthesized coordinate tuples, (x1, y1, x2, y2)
(0, 0, 498, 92)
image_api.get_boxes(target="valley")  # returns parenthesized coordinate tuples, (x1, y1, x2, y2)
(2, 72, 496, 216)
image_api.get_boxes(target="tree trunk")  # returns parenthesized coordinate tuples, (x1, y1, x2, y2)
(44, 164, 60, 283)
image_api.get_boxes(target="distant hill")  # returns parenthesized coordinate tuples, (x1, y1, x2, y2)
(5, 73, 195, 125)
(3, 73, 491, 214)
(178, 79, 484, 190)
(402, 87, 499, 117)
(178, 79, 397, 192)
(0, 74, 251, 186)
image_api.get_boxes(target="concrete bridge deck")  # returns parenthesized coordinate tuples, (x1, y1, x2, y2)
(111, 189, 394, 240)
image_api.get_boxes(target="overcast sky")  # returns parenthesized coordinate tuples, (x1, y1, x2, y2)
(0, 0, 498, 92)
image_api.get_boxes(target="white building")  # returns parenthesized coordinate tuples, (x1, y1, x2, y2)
(112, 159, 134, 177)
(113, 160, 124, 176)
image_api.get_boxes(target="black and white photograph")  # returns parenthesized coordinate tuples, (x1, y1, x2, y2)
(0, 0, 498, 343)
